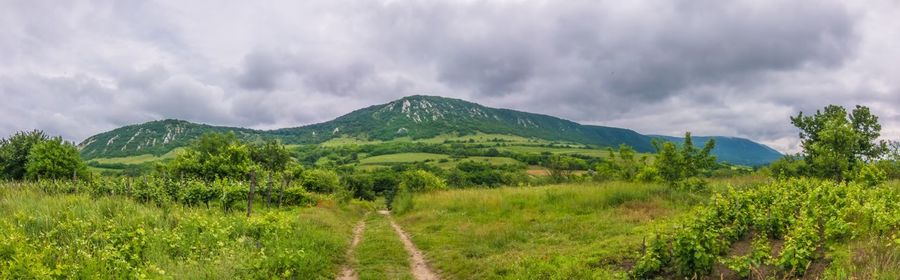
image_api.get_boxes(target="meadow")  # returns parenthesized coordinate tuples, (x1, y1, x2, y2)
(391, 182, 707, 279)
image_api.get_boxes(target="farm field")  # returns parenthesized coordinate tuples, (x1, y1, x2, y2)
(359, 153, 451, 165)
(87, 148, 183, 165)
(0, 183, 369, 279)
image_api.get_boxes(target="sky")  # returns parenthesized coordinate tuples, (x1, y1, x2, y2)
(1, 0, 899, 153)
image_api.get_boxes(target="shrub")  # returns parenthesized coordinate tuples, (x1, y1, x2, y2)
(302, 169, 340, 193)
(400, 170, 446, 193)
(281, 187, 315, 206)
(343, 174, 375, 201)
(853, 163, 887, 188)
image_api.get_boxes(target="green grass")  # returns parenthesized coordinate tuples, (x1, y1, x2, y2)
(498, 145, 611, 158)
(0, 184, 367, 279)
(88, 148, 183, 165)
(355, 213, 415, 280)
(393, 182, 703, 279)
(360, 153, 450, 165)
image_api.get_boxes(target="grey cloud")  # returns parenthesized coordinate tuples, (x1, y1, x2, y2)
(0, 0, 897, 154)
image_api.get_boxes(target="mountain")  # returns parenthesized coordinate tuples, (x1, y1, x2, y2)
(79, 95, 782, 165)
(650, 135, 783, 166)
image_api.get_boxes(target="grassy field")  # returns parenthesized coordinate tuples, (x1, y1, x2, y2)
(392, 182, 705, 279)
(355, 213, 415, 280)
(359, 153, 450, 165)
(87, 148, 182, 165)
(0, 184, 368, 279)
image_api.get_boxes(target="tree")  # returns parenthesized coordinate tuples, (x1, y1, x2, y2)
(790, 105, 887, 181)
(169, 132, 255, 180)
(302, 169, 341, 193)
(25, 137, 87, 180)
(0, 130, 49, 180)
(546, 154, 585, 183)
(343, 173, 375, 201)
(250, 139, 291, 173)
(653, 132, 716, 189)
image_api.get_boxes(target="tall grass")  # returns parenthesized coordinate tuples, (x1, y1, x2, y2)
(393, 182, 704, 279)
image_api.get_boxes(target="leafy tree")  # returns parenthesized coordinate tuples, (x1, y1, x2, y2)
(546, 155, 586, 183)
(790, 105, 887, 181)
(0, 130, 49, 180)
(250, 139, 291, 173)
(343, 173, 376, 200)
(169, 132, 255, 180)
(302, 169, 340, 193)
(767, 154, 808, 179)
(596, 144, 643, 182)
(25, 137, 87, 180)
(653, 132, 716, 189)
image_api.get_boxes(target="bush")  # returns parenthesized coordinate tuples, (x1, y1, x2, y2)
(400, 170, 446, 193)
(853, 163, 886, 188)
(24, 137, 87, 180)
(218, 178, 246, 212)
(343, 174, 375, 201)
(281, 187, 315, 206)
(302, 169, 340, 193)
(391, 187, 414, 214)
(673, 177, 707, 192)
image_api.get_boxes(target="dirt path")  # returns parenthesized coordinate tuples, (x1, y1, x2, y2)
(379, 210, 440, 280)
(337, 215, 368, 280)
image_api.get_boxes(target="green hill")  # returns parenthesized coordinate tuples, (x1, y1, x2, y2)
(650, 135, 783, 166)
(78, 95, 781, 165)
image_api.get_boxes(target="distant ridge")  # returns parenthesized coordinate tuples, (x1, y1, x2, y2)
(79, 95, 782, 165)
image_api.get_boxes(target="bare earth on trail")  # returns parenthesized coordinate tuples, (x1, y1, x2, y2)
(380, 210, 440, 280)
(337, 216, 368, 280)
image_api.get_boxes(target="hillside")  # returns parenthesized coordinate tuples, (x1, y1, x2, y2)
(650, 135, 784, 166)
(78, 95, 781, 164)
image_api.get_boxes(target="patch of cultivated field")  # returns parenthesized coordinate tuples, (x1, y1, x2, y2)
(88, 148, 183, 165)
(360, 153, 450, 165)
(393, 182, 702, 279)
(0, 185, 367, 278)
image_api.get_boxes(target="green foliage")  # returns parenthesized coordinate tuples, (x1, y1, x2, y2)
(593, 144, 652, 182)
(399, 170, 447, 193)
(767, 154, 809, 178)
(24, 137, 87, 180)
(791, 105, 888, 181)
(169, 132, 255, 180)
(853, 163, 887, 188)
(653, 132, 716, 189)
(632, 178, 900, 278)
(343, 173, 376, 201)
(0, 130, 48, 180)
(302, 169, 340, 193)
(546, 155, 586, 183)
(0, 184, 366, 278)
(391, 187, 414, 214)
(250, 139, 291, 172)
(281, 186, 315, 206)
(447, 161, 525, 188)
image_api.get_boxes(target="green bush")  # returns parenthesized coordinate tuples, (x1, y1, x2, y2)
(281, 186, 315, 207)
(853, 163, 887, 188)
(400, 170, 446, 193)
(302, 169, 340, 193)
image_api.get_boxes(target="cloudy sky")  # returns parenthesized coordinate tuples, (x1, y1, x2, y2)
(2, 0, 898, 153)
